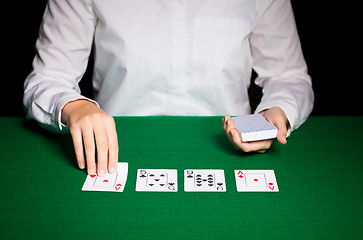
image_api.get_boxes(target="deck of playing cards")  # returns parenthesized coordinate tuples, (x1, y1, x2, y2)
(232, 114, 278, 142)
(81, 162, 128, 192)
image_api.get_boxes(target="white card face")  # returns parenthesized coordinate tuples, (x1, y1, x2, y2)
(234, 170, 279, 192)
(184, 169, 226, 192)
(81, 162, 128, 192)
(135, 169, 178, 192)
(232, 114, 277, 142)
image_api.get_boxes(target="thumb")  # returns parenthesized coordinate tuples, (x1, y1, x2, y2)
(262, 107, 289, 145)
(274, 119, 287, 145)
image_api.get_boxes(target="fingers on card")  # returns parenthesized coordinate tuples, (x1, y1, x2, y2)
(135, 169, 178, 192)
(232, 114, 277, 142)
(234, 170, 279, 192)
(184, 169, 226, 192)
(81, 162, 128, 192)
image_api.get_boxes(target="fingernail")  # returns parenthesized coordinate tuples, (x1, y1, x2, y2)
(79, 163, 85, 169)
(89, 168, 96, 175)
(99, 170, 106, 177)
(109, 167, 116, 174)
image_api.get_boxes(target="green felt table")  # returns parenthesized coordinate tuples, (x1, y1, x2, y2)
(0, 116, 362, 240)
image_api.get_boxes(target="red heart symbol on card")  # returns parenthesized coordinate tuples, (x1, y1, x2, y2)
(115, 184, 122, 191)
(238, 175, 244, 178)
(90, 175, 96, 178)
(103, 180, 108, 183)
(269, 186, 275, 190)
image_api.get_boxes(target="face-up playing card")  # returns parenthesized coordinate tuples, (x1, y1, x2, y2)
(184, 169, 226, 192)
(81, 162, 128, 192)
(234, 170, 279, 192)
(135, 169, 178, 192)
(232, 114, 278, 142)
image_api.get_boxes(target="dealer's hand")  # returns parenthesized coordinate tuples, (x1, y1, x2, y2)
(61, 99, 119, 176)
(222, 107, 289, 153)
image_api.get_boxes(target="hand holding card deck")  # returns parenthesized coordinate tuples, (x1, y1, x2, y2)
(232, 114, 278, 142)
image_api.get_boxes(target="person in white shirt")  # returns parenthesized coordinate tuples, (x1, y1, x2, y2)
(24, 0, 314, 177)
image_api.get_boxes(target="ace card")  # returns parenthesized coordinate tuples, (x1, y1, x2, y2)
(82, 162, 128, 192)
(234, 170, 279, 192)
(232, 114, 278, 142)
(184, 169, 226, 192)
(135, 169, 178, 192)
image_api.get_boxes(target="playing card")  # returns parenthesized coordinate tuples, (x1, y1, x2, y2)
(184, 169, 226, 192)
(234, 170, 279, 192)
(81, 162, 128, 192)
(135, 169, 178, 192)
(232, 114, 278, 142)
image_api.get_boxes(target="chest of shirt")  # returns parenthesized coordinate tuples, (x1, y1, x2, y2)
(92, 0, 257, 47)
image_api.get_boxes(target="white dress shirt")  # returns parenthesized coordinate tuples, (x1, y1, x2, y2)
(24, 0, 314, 133)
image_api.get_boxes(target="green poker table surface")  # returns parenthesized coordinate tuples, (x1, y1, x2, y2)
(0, 116, 362, 239)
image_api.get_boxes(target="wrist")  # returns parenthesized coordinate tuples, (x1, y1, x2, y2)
(61, 99, 98, 125)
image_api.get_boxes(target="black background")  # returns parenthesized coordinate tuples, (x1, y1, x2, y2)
(2, 1, 360, 117)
